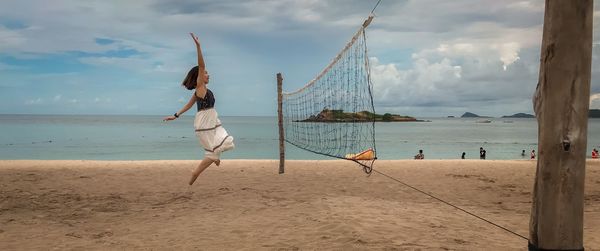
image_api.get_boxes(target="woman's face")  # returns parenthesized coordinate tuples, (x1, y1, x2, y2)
(199, 70, 210, 85)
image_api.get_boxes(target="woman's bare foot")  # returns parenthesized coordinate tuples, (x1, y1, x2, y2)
(214, 159, 221, 166)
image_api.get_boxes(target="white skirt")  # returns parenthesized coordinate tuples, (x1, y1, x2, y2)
(194, 108, 234, 160)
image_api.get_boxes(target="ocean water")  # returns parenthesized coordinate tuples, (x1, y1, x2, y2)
(1, 114, 599, 160)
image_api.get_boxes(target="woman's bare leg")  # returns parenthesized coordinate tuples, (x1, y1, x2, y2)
(189, 157, 215, 185)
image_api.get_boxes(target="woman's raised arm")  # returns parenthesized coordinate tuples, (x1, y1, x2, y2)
(190, 33, 205, 70)
(190, 33, 208, 98)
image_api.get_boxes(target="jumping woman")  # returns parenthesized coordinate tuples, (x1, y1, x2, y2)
(163, 33, 234, 185)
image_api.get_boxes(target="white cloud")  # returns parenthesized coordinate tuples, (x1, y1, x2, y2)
(79, 56, 146, 68)
(371, 56, 462, 108)
(53, 95, 62, 101)
(507, 1, 544, 12)
(414, 42, 523, 71)
(0, 26, 27, 50)
(68, 99, 78, 104)
(591, 93, 600, 109)
(91, 97, 111, 104)
(25, 98, 43, 105)
(1, 0, 598, 116)
(495, 43, 521, 71)
(370, 38, 539, 116)
(177, 97, 186, 103)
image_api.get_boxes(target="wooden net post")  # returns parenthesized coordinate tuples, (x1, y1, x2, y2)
(529, 0, 593, 250)
(277, 73, 285, 174)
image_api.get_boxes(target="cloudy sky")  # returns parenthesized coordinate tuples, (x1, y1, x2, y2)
(1, 0, 599, 117)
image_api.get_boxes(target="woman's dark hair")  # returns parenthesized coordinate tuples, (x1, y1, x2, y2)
(182, 66, 199, 90)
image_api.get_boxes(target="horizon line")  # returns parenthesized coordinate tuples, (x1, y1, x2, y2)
(0, 113, 547, 119)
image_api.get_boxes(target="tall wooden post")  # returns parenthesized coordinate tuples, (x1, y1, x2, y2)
(529, 1, 593, 250)
(277, 73, 285, 174)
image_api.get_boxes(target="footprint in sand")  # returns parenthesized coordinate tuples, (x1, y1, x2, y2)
(477, 177, 496, 183)
(354, 239, 368, 245)
(427, 223, 446, 229)
(153, 193, 192, 206)
(22, 173, 42, 182)
(92, 231, 113, 239)
(65, 232, 82, 238)
(585, 194, 600, 202)
(454, 238, 468, 244)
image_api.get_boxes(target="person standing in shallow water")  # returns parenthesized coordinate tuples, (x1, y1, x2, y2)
(414, 149, 424, 160)
(479, 147, 486, 160)
(163, 33, 235, 186)
(461, 152, 466, 159)
(530, 150, 536, 160)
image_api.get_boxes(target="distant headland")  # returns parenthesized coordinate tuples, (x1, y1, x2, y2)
(299, 109, 423, 122)
(502, 113, 535, 118)
(300, 109, 600, 122)
(460, 112, 492, 118)
(457, 110, 600, 118)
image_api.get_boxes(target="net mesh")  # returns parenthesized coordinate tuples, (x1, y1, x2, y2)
(282, 19, 377, 172)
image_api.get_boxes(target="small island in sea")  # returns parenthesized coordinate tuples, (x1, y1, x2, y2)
(298, 109, 421, 122)
(461, 112, 492, 118)
(502, 113, 535, 118)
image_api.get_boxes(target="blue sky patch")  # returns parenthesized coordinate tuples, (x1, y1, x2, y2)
(95, 38, 116, 45)
(0, 18, 27, 29)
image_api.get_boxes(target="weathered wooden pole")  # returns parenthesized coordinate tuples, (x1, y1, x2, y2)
(277, 73, 285, 174)
(529, 0, 593, 250)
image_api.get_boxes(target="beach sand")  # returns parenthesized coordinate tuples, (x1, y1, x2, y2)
(1, 159, 599, 250)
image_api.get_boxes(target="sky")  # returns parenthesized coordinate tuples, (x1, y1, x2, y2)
(0, 0, 599, 117)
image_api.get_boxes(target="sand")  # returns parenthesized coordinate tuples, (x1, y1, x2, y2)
(0, 159, 599, 250)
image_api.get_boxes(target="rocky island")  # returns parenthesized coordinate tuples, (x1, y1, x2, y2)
(502, 113, 535, 118)
(461, 112, 492, 118)
(299, 109, 419, 122)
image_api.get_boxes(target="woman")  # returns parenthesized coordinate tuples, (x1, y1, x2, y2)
(163, 33, 234, 185)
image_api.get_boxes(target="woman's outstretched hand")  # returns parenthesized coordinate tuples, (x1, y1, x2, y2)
(190, 33, 200, 47)
(163, 116, 177, 122)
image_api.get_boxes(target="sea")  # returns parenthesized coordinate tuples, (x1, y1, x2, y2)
(1, 114, 599, 160)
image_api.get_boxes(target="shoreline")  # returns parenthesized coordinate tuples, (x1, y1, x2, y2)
(1, 160, 599, 250)
(0, 158, 554, 162)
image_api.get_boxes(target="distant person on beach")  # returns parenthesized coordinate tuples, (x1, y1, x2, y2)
(531, 150, 536, 160)
(163, 33, 235, 186)
(521, 150, 526, 157)
(592, 149, 598, 159)
(414, 150, 424, 160)
(479, 147, 486, 160)
(461, 152, 465, 159)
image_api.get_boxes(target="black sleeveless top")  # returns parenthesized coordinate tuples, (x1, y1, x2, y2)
(196, 89, 215, 111)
